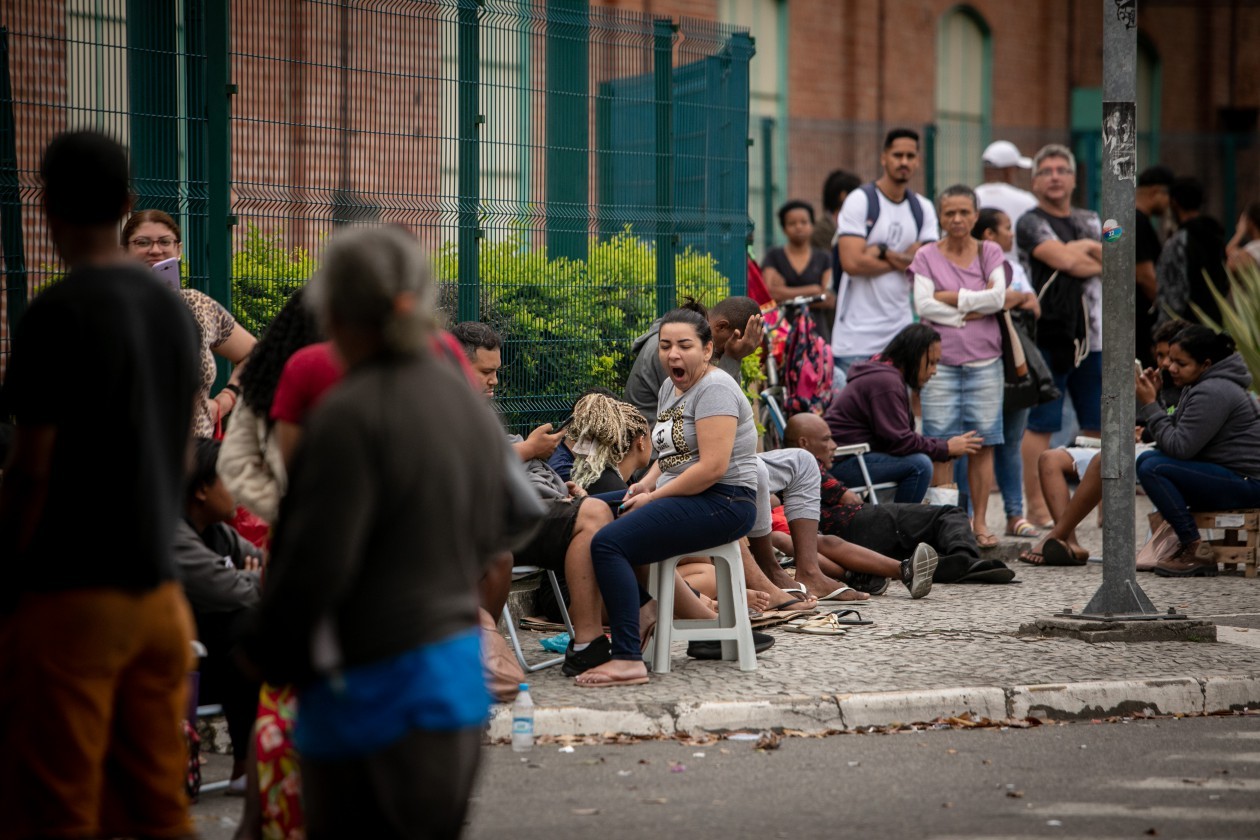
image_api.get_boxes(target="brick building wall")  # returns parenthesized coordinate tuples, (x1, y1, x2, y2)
(598, 0, 1260, 224)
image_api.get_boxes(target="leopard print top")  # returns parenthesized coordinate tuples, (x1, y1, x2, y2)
(180, 289, 237, 437)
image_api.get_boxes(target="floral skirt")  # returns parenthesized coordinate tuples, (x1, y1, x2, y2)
(257, 684, 303, 840)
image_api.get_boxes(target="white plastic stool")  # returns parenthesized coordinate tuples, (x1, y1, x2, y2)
(645, 541, 757, 674)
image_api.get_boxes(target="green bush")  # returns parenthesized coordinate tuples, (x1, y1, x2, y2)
(230, 224, 316, 337)
(230, 226, 731, 431)
(434, 231, 730, 428)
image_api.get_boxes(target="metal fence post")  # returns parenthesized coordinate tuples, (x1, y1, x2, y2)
(205, 0, 232, 313)
(653, 18, 675, 319)
(546, 0, 589, 262)
(457, 0, 480, 324)
(0, 26, 25, 336)
(127, 0, 180, 217)
(923, 123, 937, 200)
(759, 116, 775, 251)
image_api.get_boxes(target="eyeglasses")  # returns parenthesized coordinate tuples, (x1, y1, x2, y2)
(1034, 166, 1074, 178)
(129, 236, 179, 249)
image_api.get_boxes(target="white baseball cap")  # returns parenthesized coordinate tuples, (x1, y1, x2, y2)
(982, 140, 1032, 170)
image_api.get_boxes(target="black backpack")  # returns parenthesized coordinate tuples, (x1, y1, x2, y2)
(831, 183, 927, 288)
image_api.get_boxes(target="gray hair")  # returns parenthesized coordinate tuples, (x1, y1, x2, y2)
(305, 225, 436, 355)
(937, 183, 978, 211)
(1033, 143, 1076, 174)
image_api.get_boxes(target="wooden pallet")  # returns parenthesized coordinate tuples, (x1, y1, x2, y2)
(1192, 509, 1259, 578)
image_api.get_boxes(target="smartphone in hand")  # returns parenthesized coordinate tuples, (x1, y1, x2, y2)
(152, 256, 181, 291)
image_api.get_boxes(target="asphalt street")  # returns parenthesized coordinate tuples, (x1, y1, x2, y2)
(193, 714, 1260, 839)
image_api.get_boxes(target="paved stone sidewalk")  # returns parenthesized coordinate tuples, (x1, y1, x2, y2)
(490, 496, 1260, 738)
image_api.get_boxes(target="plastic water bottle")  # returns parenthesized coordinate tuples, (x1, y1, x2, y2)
(511, 683, 534, 752)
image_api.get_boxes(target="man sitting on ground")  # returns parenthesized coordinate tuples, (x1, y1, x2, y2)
(785, 413, 1012, 586)
(174, 437, 264, 790)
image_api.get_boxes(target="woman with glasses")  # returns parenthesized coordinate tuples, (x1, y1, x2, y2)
(123, 210, 256, 437)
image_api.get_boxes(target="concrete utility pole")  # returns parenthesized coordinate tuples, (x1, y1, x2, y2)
(1026, 0, 1213, 641)
(1076, 0, 1159, 618)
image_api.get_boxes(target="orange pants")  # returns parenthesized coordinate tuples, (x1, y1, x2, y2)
(0, 582, 195, 839)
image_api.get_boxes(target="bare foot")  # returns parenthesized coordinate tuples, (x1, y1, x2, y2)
(830, 587, 870, 602)
(792, 569, 846, 600)
(775, 589, 818, 611)
(746, 589, 771, 612)
(765, 566, 801, 592)
(574, 659, 649, 687)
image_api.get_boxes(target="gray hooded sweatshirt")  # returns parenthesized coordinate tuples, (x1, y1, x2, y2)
(1138, 352, 1260, 478)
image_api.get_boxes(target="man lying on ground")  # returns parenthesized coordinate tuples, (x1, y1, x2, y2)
(784, 413, 1013, 586)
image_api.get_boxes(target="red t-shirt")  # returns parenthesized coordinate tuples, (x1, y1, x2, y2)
(270, 342, 345, 425)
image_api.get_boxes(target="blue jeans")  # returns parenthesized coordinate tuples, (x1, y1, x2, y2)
(830, 451, 933, 504)
(1029, 349, 1102, 434)
(1135, 452, 1260, 544)
(994, 406, 1030, 518)
(833, 354, 870, 379)
(590, 484, 757, 660)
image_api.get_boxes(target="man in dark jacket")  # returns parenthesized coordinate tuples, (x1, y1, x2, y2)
(177, 437, 263, 787)
(788, 413, 1011, 585)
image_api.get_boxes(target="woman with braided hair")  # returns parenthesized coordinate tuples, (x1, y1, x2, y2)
(565, 393, 652, 494)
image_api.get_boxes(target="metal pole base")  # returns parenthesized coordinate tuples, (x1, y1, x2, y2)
(1055, 606, 1187, 623)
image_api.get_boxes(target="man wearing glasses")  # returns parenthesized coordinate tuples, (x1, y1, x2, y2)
(1016, 144, 1104, 528)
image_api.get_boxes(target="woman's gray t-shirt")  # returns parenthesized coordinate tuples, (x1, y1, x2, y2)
(652, 368, 759, 490)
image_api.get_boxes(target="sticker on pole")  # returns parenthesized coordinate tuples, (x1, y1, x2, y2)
(1102, 219, 1123, 242)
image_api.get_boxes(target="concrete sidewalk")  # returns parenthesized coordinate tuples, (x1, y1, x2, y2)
(489, 498, 1260, 739)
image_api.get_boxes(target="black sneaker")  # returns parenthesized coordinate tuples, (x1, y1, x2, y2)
(846, 571, 890, 596)
(686, 631, 775, 660)
(900, 543, 938, 600)
(561, 634, 612, 676)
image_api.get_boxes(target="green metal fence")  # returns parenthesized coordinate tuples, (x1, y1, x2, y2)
(0, 0, 753, 432)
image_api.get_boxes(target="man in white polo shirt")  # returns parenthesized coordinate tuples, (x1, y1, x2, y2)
(974, 140, 1038, 264)
(831, 128, 939, 374)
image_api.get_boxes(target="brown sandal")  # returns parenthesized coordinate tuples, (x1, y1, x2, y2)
(1042, 538, 1087, 567)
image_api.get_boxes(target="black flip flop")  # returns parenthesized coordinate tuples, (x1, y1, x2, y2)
(767, 597, 809, 612)
(955, 560, 1017, 584)
(1042, 538, 1086, 567)
(687, 632, 775, 660)
(825, 609, 874, 626)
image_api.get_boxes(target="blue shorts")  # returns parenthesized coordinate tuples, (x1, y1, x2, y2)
(919, 358, 1005, 445)
(1028, 350, 1102, 434)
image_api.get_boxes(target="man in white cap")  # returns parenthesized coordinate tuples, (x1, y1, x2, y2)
(975, 140, 1038, 264)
